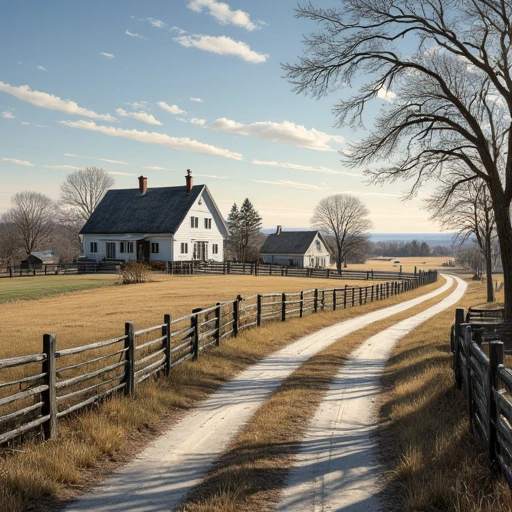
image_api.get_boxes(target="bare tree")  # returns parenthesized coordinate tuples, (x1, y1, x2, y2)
(311, 194, 373, 273)
(285, 1, 512, 317)
(3, 192, 55, 257)
(60, 167, 114, 220)
(0, 220, 23, 268)
(428, 178, 496, 301)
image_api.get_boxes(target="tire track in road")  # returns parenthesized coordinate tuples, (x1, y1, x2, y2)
(65, 277, 454, 512)
(275, 274, 466, 512)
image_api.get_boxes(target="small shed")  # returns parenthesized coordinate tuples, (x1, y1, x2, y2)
(20, 251, 57, 269)
(260, 226, 332, 268)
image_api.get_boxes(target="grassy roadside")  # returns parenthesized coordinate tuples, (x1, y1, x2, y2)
(0, 278, 444, 512)
(173, 277, 458, 512)
(376, 279, 512, 511)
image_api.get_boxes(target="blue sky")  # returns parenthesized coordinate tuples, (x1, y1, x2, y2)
(0, 0, 438, 232)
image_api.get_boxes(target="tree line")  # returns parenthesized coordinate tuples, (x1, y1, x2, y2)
(0, 167, 114, 267)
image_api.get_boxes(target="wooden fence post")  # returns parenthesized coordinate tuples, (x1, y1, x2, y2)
(333, 289, 337, 311)
(344, 285, 348, 309)
(352, 288, 355, 307)
(282, 293, 286, 321)
(192, 308, 202, 360)
(359, 288, 362, 305)
(386, 282, 389, 298)
(233, 295, 242, 337)
(299, 291, 304, 317)
(314, 288, 319, 313)
(257, 295, 262, 326)
(215, 303, 222, 346)
(163, 314, 171, 376)
(42, 334, 57, 439)
(488, 341, 504, 464)
(124, 322, 135, 396)
(462, 324, 474, 432)
(321, 290, 325, 311)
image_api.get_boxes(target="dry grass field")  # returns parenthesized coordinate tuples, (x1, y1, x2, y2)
(0, 274, 373, 359)
(0, 277, 444, 512)
(349, 256, 456, 273)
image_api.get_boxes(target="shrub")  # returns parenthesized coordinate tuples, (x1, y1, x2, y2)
(120, 262, 152, 284)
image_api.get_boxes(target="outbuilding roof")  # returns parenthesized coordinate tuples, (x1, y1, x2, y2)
(80, 185, 205, 234)
(260, 230, 329, 255)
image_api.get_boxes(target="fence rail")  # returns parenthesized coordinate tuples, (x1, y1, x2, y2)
(0, 271, 437, 447)
(452, 309, 512, 488)
(1, 260, 427, 281)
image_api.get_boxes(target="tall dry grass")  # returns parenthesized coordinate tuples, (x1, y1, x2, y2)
(0, 277, 444, 512)
(377, 279, 512, 511)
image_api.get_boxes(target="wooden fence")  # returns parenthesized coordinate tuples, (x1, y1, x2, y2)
(0, 271, 437, 447)
(192, 261, 424, 281)
(452, 308, 512, 487)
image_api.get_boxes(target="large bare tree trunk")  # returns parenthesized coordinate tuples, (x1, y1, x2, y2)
(485, 235, 494, 303)
(492, 195, 512, 318)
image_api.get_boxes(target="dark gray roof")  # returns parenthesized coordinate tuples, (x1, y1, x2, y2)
(80, 185, 204, 234)
(260, 231, 321, 255)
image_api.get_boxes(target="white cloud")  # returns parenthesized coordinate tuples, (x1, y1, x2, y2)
(116, 107, 162, 125)
(126, 101, 149, 110)
(0, 81, 116, 121)
(36, 65, 47, 72)
(251, 179, 329, 191)
(98, 158, 129, 165)
(174, 35, 268, 63)
(143, 165, 174, 171)
(107, 171, 139, 177)
(21, 121, 29, 125)
(35, 124, 46, 128)
(190, 118, 206, 125)
(195, 173, 228, 179)
(158, 101, 186, 115)
(44, 165, 81, 170)
(190, 97, 203, 103)
(125, 30, 147, 39)
(59, 120, 244, 160)
(344, 190, 402, 198)
(251, 159, 360, 176)
(377, 87, 396, 102)
(177, 117, 187, 123)
(187, 0, 263, 31)
(170, 26, 187, 34)
(63, 153, 129, 165)
(147, 18, 166, 28)
(210, 118, 344, 151)
(100, 52, 115, 59)
(2, 157, 35, 167)
(1, 110, 15, 119)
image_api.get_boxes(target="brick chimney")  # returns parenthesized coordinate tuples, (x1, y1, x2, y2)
(185, 169, 193, 193)
(276, 225, 282, 235)
(138, 175, 147, 195)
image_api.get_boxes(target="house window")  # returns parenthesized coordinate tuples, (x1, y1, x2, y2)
(120, 242, 134, 254)
(204, 218, 212, 229)
(181, 242, 188, 254)
(190, 216, 199, 228)
(316, 240, 321, 251)
(90, 242, 98, 253)
(212, 244, 218, 254)
(151, 242, 159, 254)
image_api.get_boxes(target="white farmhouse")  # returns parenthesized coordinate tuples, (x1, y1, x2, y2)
(80, 171, 228, 263)
(260, 226, 333, 268)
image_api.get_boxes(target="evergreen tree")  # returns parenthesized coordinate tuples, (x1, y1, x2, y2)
(239, 199, 262, 262)
(227, 199, 262, 262)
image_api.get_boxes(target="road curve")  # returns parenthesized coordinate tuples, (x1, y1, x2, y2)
(275, 274, 466, 512)
(65, 277, 455, 512)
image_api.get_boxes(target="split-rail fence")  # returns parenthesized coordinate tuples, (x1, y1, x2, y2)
(0, 270, 437, 447)
(452, 307, 512, 488)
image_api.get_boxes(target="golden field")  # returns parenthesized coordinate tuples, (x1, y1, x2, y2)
(0, 274, 373, 358)
(349, 256, 456, 273)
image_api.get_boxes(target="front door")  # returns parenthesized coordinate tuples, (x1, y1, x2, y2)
(193, 242, 208, 261)
(137, 240, 150, 262)
(106, 242, 116, 259)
